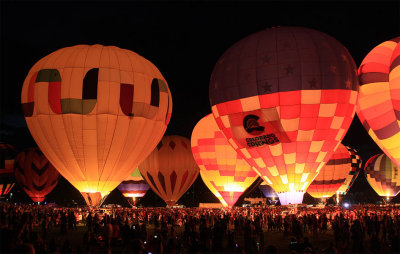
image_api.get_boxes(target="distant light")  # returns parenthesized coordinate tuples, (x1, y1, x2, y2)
(343, 203, 350, 208)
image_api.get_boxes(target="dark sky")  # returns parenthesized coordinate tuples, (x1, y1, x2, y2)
(1, 0, 400, 204)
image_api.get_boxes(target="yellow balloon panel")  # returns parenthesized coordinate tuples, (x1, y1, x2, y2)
(21, 45, 172, 205)
(139, 136, 199, 206)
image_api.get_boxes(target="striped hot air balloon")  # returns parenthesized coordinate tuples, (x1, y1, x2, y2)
(357, 37, 400, 168)
(139, 136, 199, 206)
(117, 168, 149, 206)
(0, 143, 17, 196)
(365, 153, 400, 201)
(336, 146, 362, 194)
(14, 148, 61, 202)
(209, 27, 358, 205)
(307, 144, 354, 200)
(191, 114, 259, 207)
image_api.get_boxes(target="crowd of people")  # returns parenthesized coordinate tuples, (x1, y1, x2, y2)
(0, 202, 400, 254)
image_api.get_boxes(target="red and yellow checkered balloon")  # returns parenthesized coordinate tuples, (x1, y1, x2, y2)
(357, 37, 400, 168)
(191, 114, 259, 207)
(209, 27, 358, 205)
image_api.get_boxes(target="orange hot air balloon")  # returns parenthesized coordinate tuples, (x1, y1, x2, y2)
(307, 144, 354, 199)
(365, 153, 400, 200)
(336, 146, 362, 194)
(209, 27, 358, 205)
(0, 143, 17, 196)
(139, 136, 199, 206)
(117, 168, 149, 206)
(14, 148, 60, 202)
(21, 45, 173, 206)
(357, 37, 400, 168)
(191, 114, 259, 207)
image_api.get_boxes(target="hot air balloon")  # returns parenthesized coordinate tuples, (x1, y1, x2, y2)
(14, 148, 60, 202)
(117, 168, 149, 206)
(139, 136, 199, 206)
(307, 144, 355, 202)
(365, 153, 400, 202)
(209, 27, 358, 205)
(21, 45, 172, 206)
(0, 143, 17, 196)
(357, 37, 400, 169)
(258, 182, 279, 205)
(191, 114, 260, 207)
(336, 146, 362, 195)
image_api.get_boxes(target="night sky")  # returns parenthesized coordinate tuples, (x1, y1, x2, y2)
(1, 0, 399, 206)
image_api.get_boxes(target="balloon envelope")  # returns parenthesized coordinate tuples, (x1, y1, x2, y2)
(357, 37, 400, 168)
(139, 136, 199, 206)
(191, 114, 259, 207)
(21, 45, 172, 206)
(336, 146, 362, 194)
(209, 27, 358, 205)
(117, 168, 149, 198)
(0, 143, 17, 196)
(307, 144, 354, 199)
(365, 153, 400, 197)
(14, 148, 61, 202)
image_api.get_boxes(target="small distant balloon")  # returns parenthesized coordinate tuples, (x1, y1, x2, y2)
(117, 168, 149, 206)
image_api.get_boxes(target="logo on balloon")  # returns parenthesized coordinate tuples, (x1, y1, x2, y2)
(243, 115, 265, 135)
(243, 114, 279, 147)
